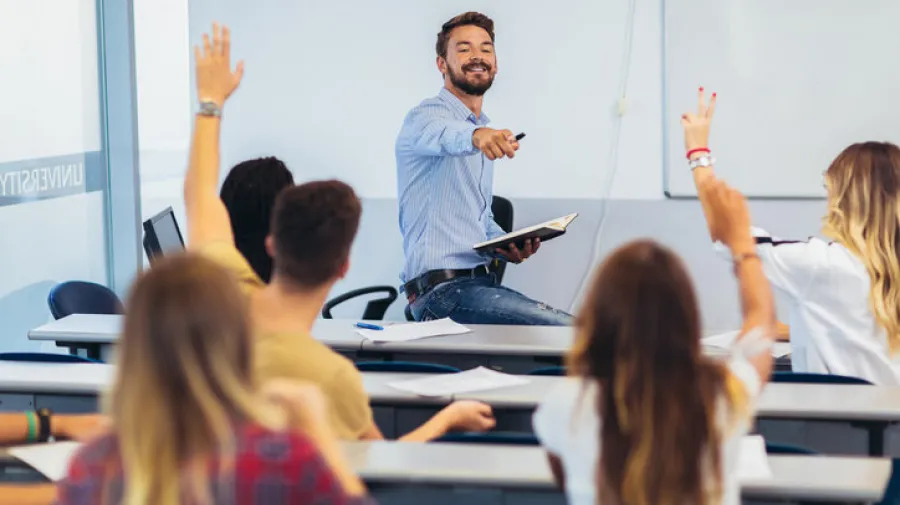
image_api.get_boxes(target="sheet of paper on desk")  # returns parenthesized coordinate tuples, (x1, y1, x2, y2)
(356, 317, 471, 342)
(702, 331, 792, 358)
(738, 435, 773, 480)
(388, 366, 530, 397)
(8, 441, 81, 481)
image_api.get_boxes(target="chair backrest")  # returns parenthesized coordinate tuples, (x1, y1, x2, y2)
(322, 286, 398, 320)
(490, 196, 515, 285)
(48, 281, 124, 320)
(355, 361, 461, 374)
(436, 432, 539, 446)
(771, 372, 873, 385)
(764, 442, 817, 455)
(528, 366, 566, 376)
(0, 352, 98, 363)
(877, 459, 900, 505)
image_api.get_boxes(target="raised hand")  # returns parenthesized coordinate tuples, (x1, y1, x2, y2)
(473, 128, 520, 160)
(681, 87, 717, 155)
(194, 23, 245, 107)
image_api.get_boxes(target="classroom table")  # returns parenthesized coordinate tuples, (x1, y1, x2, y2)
(0, 440, 890, 504)
(30, 315, 781, 374)
(0, 363, 892, 455)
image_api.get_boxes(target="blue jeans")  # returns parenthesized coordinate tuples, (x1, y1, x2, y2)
(409, 275, 574, 326)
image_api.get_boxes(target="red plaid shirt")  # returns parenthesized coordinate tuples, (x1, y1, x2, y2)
(54, 423, 377, 505)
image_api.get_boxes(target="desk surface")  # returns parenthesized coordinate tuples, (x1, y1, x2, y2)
(347, 441, 890, 502)
(1, 441, 888, 502)
(29, 315, 738, 360)
(6, 364, 900, 423)
(28, 314, 368, 350)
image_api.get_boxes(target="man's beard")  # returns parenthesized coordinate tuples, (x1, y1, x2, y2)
(447, 62, 495, 96)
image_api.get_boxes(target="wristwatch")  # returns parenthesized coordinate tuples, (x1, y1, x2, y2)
(688, 155, 715, 171)
(36, 408, 53, 442)
(197, 100, 222, 117)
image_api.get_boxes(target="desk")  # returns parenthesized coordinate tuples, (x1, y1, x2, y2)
(3, 364, 891, 454)
(0, 441, 890, 504)
(27, 315, 368, 362)
(32, 316, 753, 374)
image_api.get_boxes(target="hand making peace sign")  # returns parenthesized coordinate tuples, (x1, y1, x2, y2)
(681, 87, 717, 154)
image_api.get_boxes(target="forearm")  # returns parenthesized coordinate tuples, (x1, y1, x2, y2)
(412, 118, 479, 157)
(0, 484, 56, 505)
(0, 413, 29, 443)
(397, 409, 452, 442)
(183, 115, 222, 210)
(732, 240, 776, 334)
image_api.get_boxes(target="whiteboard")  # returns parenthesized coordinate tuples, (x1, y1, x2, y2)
(663, 0, 900, 198)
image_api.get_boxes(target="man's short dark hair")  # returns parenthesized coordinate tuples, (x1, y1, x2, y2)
(436, 12, 495, 59)
(270, 179, 362, 289)
(220, 156, 294, 283)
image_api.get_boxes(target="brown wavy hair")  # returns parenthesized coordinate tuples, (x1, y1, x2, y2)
(822, 141, 900, 353)
(569, 240, 745, 505)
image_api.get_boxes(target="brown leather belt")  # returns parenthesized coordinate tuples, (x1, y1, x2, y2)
(404, 264, 491, 303)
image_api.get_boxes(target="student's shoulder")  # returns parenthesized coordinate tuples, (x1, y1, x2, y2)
(535, 377, 593, 421)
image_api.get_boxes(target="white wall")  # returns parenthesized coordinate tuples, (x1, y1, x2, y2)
(0, 0, 108, 351)
(137, 0, 827, 331)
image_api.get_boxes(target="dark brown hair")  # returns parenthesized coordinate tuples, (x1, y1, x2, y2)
(270, 179, 362, 289)
(568, 240, 735, 505)
(436, 12, 495, 58)
(220, 156, 294, 283)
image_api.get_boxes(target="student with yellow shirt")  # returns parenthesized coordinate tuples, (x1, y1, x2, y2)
(182, 23, 495, 441)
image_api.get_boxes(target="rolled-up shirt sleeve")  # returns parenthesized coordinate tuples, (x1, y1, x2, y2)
(402, 104, 480, 157)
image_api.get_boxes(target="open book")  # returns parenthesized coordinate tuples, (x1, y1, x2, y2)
(474, 213, 578, 254)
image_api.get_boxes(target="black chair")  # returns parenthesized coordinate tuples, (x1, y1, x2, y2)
(0, 352, 98, 364)
(764, 441, 817, 455)
(321, 286, 398, 320)
(355, 362, 461, 374)
(489, 196, 514, 285)
(436, 432, 539, 446)
(771, 372, 872, 385)
(528, 366, 566, 376)
(47, 281, 124, 320)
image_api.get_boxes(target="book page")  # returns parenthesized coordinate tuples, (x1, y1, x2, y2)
(388, 366, 530, 397)
(8, 441, 81, 481)
(474, 213, 578, 248)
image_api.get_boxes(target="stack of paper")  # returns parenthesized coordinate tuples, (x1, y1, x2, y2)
(8, 441, 81, 482)
(738, 435, 774, 480)
(355, 317, 471, 343)
(702, 331, 792, 358)
(388, 366, 530, 397)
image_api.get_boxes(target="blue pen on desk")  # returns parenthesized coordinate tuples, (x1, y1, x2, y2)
(356, 322, 384, 331)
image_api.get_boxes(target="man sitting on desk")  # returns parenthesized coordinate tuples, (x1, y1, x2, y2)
(396, 12, 573, 326)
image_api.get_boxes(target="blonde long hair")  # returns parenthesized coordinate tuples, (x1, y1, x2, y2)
(568, 240, 746, 505)
(823, 142, 900, 353)
(107, 254, 276, 505)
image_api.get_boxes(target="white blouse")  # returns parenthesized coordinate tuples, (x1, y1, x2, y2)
(720, 227, 900, 385)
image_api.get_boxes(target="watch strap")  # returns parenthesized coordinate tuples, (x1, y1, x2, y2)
(197, 101, 222, 117)
(37, 408, 52, 442)
(688, 155, 715, 171)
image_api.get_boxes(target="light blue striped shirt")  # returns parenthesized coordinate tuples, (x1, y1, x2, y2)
(396, 88, 507, 283)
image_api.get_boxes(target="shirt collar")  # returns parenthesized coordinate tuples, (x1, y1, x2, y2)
(438, 88, 490, 125)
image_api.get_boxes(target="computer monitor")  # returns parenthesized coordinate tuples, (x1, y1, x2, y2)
(142, 206, 185, 264)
